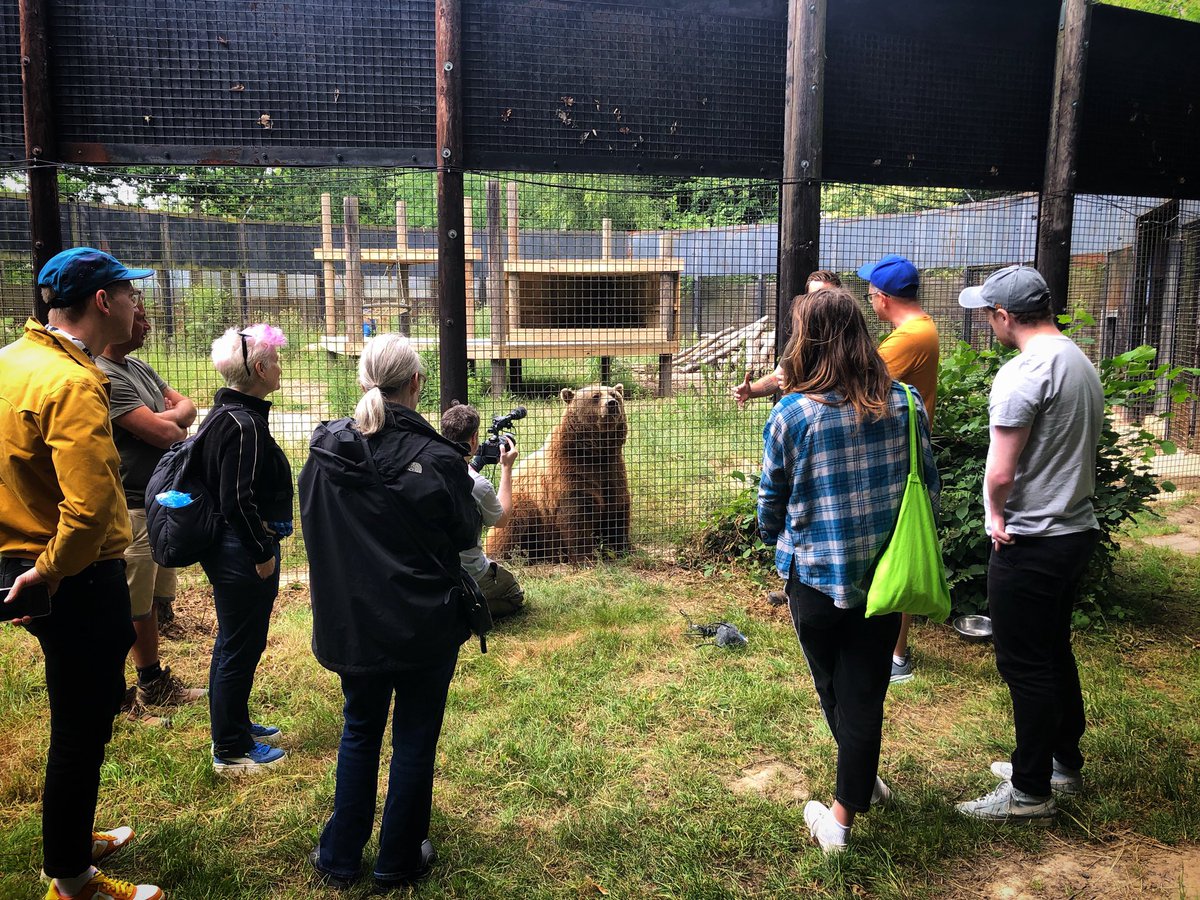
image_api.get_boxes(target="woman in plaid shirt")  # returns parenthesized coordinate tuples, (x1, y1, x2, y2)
(758, 288, 938, 854)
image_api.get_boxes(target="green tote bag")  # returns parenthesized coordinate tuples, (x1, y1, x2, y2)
(865, 384, 951, 622)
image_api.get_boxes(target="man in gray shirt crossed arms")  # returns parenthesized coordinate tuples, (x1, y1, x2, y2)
(955, 265, 1103, 824)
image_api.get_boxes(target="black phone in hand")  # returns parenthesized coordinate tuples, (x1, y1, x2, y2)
(0, 558, 51, 620)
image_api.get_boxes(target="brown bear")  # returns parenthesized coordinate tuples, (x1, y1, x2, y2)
(485, 383, 630, 563)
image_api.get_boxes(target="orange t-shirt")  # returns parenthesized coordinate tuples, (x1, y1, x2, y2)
(878, 314, 939, 421)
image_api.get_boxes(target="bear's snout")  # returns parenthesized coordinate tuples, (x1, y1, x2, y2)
(606, 398, 620, 413)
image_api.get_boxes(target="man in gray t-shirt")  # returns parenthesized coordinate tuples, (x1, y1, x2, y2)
(955, 266, 1103, 824)
(97, 300, 204, 719)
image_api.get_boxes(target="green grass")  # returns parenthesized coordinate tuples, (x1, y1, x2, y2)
(1, 543, 1198, 899)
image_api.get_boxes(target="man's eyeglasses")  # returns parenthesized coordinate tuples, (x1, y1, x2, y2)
(864, 290, 882, 303)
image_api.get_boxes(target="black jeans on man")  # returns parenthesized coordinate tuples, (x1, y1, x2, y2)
(200, 528, 280, 757)
(787, 573, 900, 814)
(988, 528, 1099, 798)
(23, 559, 134, 878)
(316, 651, 459, 881)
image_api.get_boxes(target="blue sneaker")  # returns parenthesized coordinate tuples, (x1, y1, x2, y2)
(212, 741, 286, 777)
(250, 723, 282, 745)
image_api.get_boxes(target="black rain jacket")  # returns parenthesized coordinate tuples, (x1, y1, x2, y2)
(298, 403, 479, 673)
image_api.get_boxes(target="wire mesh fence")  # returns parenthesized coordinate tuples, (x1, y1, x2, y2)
(2, 166, 1197, 579)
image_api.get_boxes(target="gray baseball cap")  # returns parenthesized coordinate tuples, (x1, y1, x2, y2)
(958, 265, 1052, 312)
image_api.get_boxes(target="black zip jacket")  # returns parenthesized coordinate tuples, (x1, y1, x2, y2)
(298, 403, 480, 673)
(195, 387, 294, 563)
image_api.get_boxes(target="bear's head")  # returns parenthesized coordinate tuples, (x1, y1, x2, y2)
(558, 383, 628, 450)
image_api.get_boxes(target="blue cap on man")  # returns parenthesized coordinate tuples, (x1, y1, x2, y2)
(38, 247, 154, 309)
(857, 254, 920, 299)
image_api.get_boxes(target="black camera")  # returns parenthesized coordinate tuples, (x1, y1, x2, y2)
(471, 406, 526, 469)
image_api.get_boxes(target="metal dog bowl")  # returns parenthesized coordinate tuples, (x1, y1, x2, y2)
(953, 615, 993, 643)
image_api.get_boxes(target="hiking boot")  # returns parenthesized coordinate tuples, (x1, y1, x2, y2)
(212, 741, 286, 777)
(44, 870, 162, 900)
(308, 847, 357, 888)
(120, 688, 171, 728)
(803, 801, 848, 854)
(989, 760, 1082, 796)
(955, 780, 1055, 824)
(153, 595, 174, 625)
(136, 666, 205, 708)
(250, 723, 282, 746)
(374, 839, 437, 889)
(870, 775, 893, 806)
(890, 651, 914, 684)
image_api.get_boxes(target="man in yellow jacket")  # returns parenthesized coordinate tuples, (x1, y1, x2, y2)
(0, 248, 163, 900)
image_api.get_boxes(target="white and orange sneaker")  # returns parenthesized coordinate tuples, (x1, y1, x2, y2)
(44, 870, 162, 900)
(91, 828, 135, 864)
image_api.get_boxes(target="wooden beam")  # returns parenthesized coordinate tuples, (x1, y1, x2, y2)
(396, 199, 412, 336)
(486, 179, 507, 394)
(321, 193, 337, 335)
(19, 0, 60, 323)
(436, 0, 468, 410)
(777, 0, 826, 359)
(1037, 0, 1093, 319)
(343, 196, 364, 347)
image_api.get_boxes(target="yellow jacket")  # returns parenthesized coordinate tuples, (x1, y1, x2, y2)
(0, 318, 131, 580)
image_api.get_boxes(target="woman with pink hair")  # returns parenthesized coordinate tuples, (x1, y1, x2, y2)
(195, 324, 294, 776)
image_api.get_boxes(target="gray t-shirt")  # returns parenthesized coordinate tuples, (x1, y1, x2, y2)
(461, 465, 505, 578)
(96, 355, 170, 509)
(987, 333, 1103, 536)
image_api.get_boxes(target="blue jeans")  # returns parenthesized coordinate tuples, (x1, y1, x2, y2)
(200, 528, 280, 757)
(317, 652, 458, 880)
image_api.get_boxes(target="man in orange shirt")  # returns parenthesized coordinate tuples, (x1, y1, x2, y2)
(858, 255, 940, 683)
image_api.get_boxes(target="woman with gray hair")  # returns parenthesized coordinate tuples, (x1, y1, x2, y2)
(195, 324, 293, 776)
(299, 333, 479, 889)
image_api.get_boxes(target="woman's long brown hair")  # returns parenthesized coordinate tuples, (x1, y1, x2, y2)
(778, 287, 894, 422)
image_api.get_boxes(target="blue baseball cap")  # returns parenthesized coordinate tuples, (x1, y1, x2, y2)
(856, 254, 920, 299)
(38, 247, 154, 309)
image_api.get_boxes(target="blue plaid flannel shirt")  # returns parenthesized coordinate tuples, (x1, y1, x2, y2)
(757, 382, 939, 609)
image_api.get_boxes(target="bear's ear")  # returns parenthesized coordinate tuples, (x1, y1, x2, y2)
(613, 383, 624, 397)
(560, 388, 575, 404)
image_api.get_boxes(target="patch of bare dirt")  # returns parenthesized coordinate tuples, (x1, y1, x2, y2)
(1141, 498, 1200, 556)
(950, 836, 1200, 899)
(726, 760, 810, 804)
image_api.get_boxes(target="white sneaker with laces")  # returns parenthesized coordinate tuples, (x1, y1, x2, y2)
(955, 780, 1056, 824)
(803, 801, 848, 853)
(870, 775, 892, 806)
(989, 760, 1082, 796)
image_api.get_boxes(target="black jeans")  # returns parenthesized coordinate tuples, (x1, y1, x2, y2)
(317, 652, 458, 880)
(200, 529, 280, 757)
(23, 559, 134, 878)
(787, 574, 900, 814)
(988, 529, 1098, 798)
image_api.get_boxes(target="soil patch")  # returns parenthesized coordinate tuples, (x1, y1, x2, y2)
(954, 837, 1200, 899)
(1140, 498, 1200, 556)
(726, 760, 810, 804)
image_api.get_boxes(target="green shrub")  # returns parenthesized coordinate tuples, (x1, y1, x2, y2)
(687, 325, 1196, 627)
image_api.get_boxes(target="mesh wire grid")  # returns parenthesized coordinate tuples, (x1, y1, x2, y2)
(1, 166, 1197, 580)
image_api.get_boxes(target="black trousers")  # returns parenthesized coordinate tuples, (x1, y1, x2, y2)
(201, 529, 280, 757)
(787, 574, 900, 814)
(24, 559, 134, 879)
(988, 529, 1098, 798)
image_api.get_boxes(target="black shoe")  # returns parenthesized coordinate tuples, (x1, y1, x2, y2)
(373, 839, 436, 890)
(309, 847, 358, 888)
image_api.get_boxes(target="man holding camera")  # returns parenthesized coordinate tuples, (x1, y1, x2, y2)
(0, 248, 162, 899)
(440, 403, 525, 618)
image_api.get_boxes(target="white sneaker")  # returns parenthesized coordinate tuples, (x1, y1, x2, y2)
(803, 801, 848, 854)
(990, 760, 1082, 796)
(46, 869, 163, 899)
(870, 776, 893, 806)
(956, 780, 1056, 824)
